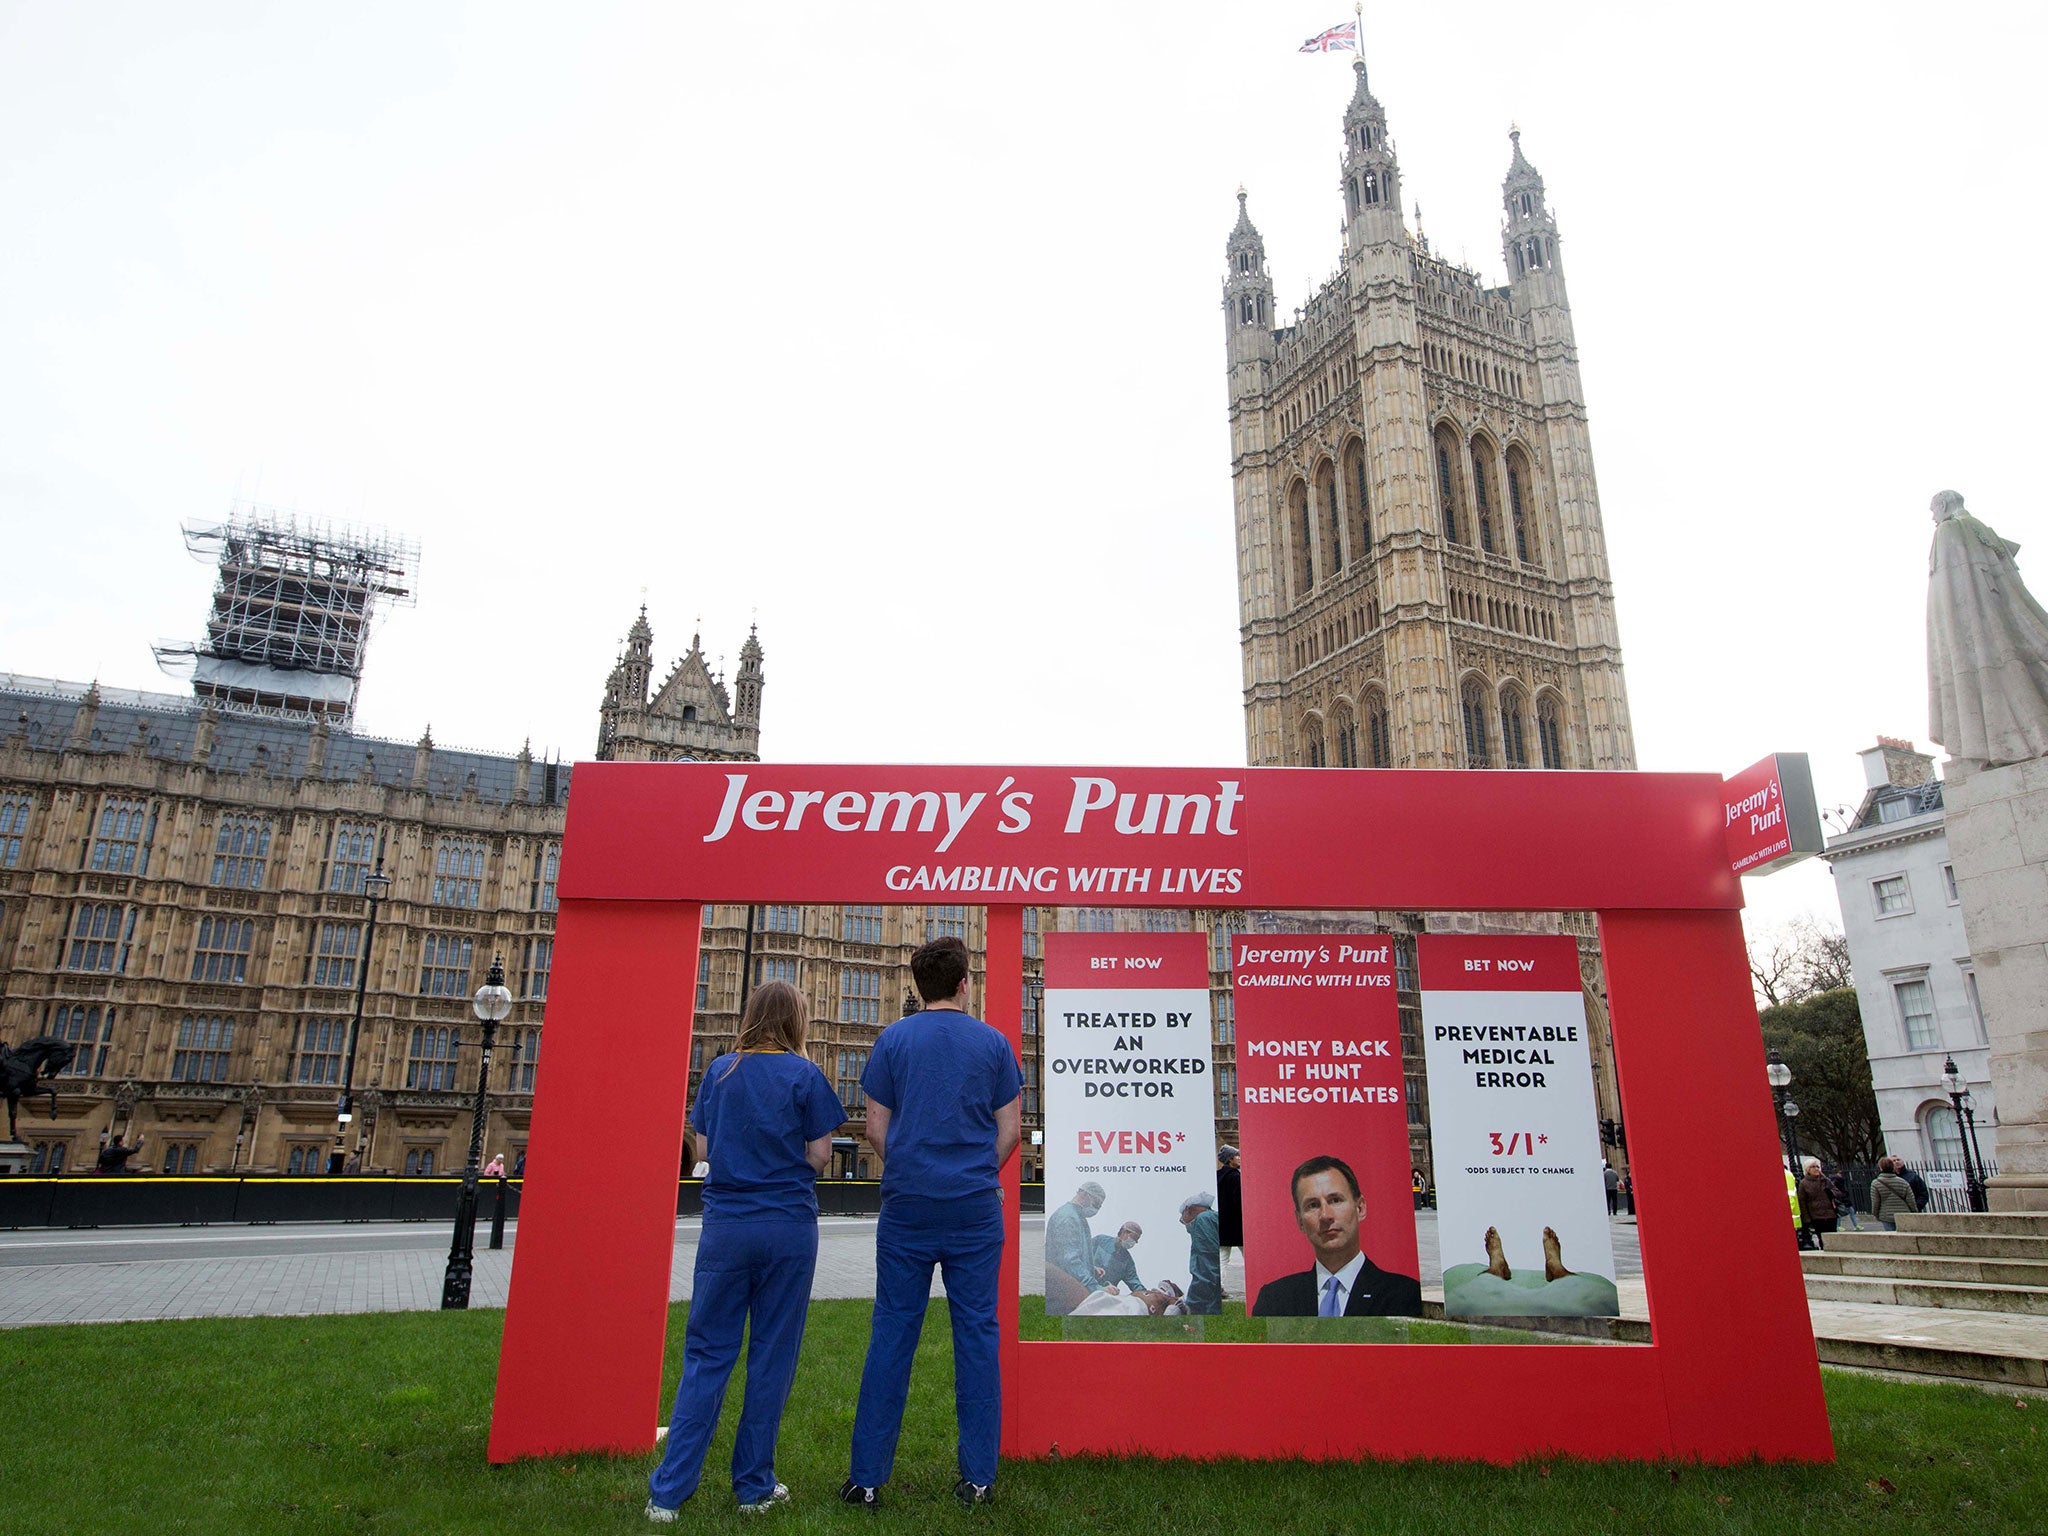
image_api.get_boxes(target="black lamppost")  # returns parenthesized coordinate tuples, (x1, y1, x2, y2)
(1765, 1048, 1800, 1175)
(334, 860, 392, 1173)
(1961, 1091, 1990, 1205)
(442, 956, 512, 1310)
(1941, 1055, 1988, 1213)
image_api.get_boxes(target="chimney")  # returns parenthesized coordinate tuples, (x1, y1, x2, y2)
(1859, 736, 1935, 790)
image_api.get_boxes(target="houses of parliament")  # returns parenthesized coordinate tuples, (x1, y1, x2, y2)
(0, 47, 1631, 1181)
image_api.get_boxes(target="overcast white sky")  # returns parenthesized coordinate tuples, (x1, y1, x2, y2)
(4, 3, 2043, 943)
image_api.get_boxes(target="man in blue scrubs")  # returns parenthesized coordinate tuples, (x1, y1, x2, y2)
(843, 936, 1022, 1509)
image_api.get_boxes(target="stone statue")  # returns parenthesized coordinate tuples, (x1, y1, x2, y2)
(1927, 489, 2048, 767)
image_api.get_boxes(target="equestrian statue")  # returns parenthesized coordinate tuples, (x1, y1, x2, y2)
(1, 1037, 75, 1140)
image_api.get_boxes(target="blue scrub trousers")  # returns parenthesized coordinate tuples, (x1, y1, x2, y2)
(849, 1191, 1004, 1488)
(648, 1216, 819, 1508)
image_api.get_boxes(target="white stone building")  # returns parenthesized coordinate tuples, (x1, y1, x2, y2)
(1823, 739, 1996, 1168)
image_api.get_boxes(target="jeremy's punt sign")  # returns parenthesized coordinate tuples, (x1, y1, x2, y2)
(1041, 934, 1217, 1318)
(1419, 936, 1619, 1319)
(1722, 752, 1823, 878)
(1231, 937, 1421, 1322)
(553, 761, 1742, 912)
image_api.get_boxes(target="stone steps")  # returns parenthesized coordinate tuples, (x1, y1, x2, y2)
(1802, 1272, 2048, 1317)
(1824, 1231, 2048, 1260)
(1802, 1251, 2048, 1287)
(1420, 1293, 2048, 1390)
(1810, 1333, 2048, 1391)
(1894, 1212, 2048, 1238)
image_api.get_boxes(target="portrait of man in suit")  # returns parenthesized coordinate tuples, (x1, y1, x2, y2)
(1251, 1154, 1423, 1318)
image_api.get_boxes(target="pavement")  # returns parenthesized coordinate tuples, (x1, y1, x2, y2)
(2, 1213, 2042, 1391)
(0, 1210, 1620, 1326)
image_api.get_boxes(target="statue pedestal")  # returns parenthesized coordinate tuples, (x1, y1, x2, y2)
(1946, 758, 2048, 1210)
(0, 1142, 31, 1176)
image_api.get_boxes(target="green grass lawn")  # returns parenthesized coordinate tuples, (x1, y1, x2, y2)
(5, 1299, 2041, 1534)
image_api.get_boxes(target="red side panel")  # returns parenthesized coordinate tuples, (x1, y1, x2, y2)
(1601, 908, 1834, 1461)
(488, 898, 700, 1462)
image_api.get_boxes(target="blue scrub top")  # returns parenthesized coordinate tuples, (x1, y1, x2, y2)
(861, 1009, 1022, 1202)
(691, 1050, 848, 1221)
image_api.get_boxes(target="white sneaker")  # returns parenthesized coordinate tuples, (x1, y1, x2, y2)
(644, 1500, 680, 1523)
(738, 1483, 791, 1514)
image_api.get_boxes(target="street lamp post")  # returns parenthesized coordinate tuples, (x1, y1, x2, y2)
(1960, 1091, 1991, 1206)
(443, 957, 512, 1310)
(1765, 1048, 1799, 1174)
(1941, 1055, 1988, 1213)
(334, 860, 392, 1173)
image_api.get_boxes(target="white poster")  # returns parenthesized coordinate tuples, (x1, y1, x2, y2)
(1041, 932, 1219, 1316)
(1418, 935, 1619, 1318)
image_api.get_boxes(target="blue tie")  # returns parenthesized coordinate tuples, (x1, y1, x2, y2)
(1320, 1276, 1342, 1317)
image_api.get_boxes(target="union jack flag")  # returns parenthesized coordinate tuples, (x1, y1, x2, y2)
(1298, 20, 1357, 53)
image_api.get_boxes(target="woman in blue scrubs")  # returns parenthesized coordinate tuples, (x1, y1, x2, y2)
(647, 980, 848, 1519)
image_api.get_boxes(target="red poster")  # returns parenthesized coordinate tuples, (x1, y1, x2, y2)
(1231, 936, 1421, 1319)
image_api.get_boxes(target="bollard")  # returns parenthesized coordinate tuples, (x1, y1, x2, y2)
(489, 1175, 508, 1250)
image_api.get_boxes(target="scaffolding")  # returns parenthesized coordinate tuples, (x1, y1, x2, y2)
(153, 505, 419, 727)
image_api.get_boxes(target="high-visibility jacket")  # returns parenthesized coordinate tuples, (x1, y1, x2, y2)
(1785, 1167, 1803, 1228)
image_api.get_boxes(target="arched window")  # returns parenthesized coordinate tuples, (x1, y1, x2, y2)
(1471, 442, 1497, 554)
(1333, 704, 1358, 768)
(1506, 447, 1538, 566)
(1500, 687, 1530, 768)
(1921, 1103, 1965, 1167)
(1460, 678, 1492, 768)
(1287, 479, 1313, 603)
(1536, 693, 1565, 769)
(1365, 692, 1392, 767)
(1302, 715, 1327, 768)
(1434, 426, 1464, 543)
(1344, 438, 1370, 559)
(1315, 459, 1341, 576)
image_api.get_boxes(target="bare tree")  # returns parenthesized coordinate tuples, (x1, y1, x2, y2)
(1747, 917, 1853, 1008)
(1791, 917, 1853, 996)
(1749, 931, 1799, 1009)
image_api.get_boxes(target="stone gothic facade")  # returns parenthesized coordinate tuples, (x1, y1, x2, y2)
(597, 608, 762, 764)
(1226, 60, 1634, 777)
(1220, 55, 1637, 1173)
(0, 671, 569, 1177)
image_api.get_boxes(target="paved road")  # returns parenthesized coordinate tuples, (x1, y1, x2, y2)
(0, 1212, 1642, 1329)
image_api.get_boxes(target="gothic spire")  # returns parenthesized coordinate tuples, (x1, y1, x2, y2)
(1340, 55, 1403, 247)
(1503, 126, 1560, 285)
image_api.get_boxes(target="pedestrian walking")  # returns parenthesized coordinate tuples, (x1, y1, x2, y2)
(1795, 1159, 1837, 1249)
(1603, 1160, 1620, 1216)
(1870, 1156, 1919, 1231)
(1216, 1145, 1243, 1284)
(645, 981, 847, 1521)
(1829, 1169, 1859, 1230)
(1900, 1161, 1930, 1211)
